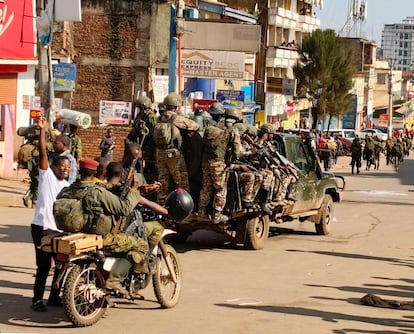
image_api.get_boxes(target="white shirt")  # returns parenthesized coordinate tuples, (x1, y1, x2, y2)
(31, 167, 70, 231)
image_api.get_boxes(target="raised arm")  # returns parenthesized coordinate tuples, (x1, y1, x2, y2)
(38, 116, 49, 171)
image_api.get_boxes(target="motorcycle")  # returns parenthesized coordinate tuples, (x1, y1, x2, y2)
(44, 207, 182, 327)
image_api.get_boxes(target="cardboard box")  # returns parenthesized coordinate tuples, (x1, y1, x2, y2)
(41, 233, 103, 255)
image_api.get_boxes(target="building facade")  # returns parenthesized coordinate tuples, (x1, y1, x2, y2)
(381, 17, 414, 72)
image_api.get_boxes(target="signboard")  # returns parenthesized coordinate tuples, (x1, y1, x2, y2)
(378, 114, 388, 128)
(181, 50, 244, 80)
(53, 63, 77, 91)
(152, 75, 169, 103)
(55, 0, 82, 22)
(181, 21, 260, 52)
(0, 0, 35, 59)
(216, 90, 245, 103)
(192, 99, 216, 112)
(99, 100, 132, 125)
(342, 95, 358, 129)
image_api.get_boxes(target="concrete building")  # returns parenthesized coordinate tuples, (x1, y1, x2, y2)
(381, 17, 414, 72)
(0, 0, 37, 178)
(264, 0, 322, 128)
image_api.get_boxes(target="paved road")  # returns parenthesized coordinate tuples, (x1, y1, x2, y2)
(0, 154, 414, 333)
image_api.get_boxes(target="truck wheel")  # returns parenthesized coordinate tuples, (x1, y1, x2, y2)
(315, 195, 333, 235)
(244, 215, 269, 250)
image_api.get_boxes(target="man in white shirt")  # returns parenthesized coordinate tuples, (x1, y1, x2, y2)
(30, 115, 70, 312)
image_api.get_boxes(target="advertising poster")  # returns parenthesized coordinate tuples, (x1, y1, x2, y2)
(0, 0, 35, 59)
(53, 63, 77, 91)
(192, 99, 216, 112)
(153, 75, 169, 103)
(99, 100, 132, 125)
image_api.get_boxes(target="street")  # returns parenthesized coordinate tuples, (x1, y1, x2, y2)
(0, 155, 414, 334)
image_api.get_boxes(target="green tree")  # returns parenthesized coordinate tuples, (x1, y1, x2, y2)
(294, 29, 353, 130)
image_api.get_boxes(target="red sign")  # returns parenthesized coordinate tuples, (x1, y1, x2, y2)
(192, 99, 217, 112)
(286, 103, 295, 113)
(30, 109, 41, 119)
(0, 0, 35, 60)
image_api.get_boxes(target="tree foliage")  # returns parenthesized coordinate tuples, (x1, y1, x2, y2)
(294, 29, 354, 130)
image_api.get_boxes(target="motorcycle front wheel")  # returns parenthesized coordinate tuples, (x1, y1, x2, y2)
(153, 244, 182, 308)
(62, 264, 107, 327)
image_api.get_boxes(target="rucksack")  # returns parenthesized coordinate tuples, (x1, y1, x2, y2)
(17, 143, 36, 165)
(53, 186, 94, 233)
(153, 121, 181, 149)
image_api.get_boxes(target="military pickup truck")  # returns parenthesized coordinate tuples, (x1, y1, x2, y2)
(171, 133, 345, 250)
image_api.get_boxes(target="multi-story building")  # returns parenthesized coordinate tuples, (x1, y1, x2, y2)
(264, 0, 321, 128)
(381, 17, 414, 72)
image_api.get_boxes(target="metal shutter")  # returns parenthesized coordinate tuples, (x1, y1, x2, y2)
(0, 73, 18, 105)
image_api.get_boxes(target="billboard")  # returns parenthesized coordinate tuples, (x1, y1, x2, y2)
(181, 50, 244, 80)
(99, 100, 132, 125)
(181, 21, 260, 52)
(53, 63, 77, 91)
(0, 0, 35, 60)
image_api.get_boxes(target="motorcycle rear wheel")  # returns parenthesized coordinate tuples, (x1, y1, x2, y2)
(153, 244, 182, 308)
(62, 264, 107, 327)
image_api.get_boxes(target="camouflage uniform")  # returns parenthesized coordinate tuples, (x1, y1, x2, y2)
(154, 111, 190, 205)
(72, 180, 149, 264)
(69, 133, 82, 162)
(198, 121, 242, 223)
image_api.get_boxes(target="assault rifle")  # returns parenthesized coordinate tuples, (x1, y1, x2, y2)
(112, 156, 140, 234)
(241, 134, 299, 181)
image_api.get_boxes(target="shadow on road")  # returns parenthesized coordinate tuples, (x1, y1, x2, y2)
(285, 250, 414, 269)
(215, 302, 414, 331)
(0, 293, 73, 329)
(0, 224, 32, 243)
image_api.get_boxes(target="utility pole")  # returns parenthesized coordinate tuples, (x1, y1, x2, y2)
(36, 0, 55, 126)
(388, 65, 393, 137)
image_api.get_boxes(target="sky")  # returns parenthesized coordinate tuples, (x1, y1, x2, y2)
(315, 0, 414, 46)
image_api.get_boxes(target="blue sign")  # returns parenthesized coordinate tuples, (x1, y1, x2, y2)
(216, 90, 245, 103)
(342, 95, 357, 129)
(52, 63, 77, 91)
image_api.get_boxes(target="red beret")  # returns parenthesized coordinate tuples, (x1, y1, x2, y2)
(79, 158, 99, 171)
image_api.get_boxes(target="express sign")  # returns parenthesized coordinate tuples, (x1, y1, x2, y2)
(0, 0, 35, 59)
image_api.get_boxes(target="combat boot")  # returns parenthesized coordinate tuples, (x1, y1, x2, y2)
(211, 210, 228, 225)
(105, 258, 132, 298)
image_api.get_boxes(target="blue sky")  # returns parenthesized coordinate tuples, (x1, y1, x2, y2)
(315, 0, 414, 46)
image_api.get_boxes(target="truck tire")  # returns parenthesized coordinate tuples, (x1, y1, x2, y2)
(315, 195, 333, 235)
(244, 215, 269, 250)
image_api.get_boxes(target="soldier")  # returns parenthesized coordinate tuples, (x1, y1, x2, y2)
(68, 124, 82, 162)
(198, 108, 242, 224)
(153, 93, 195, 204)
(127, 96, 158, 184)
(351, 135, 362, 175)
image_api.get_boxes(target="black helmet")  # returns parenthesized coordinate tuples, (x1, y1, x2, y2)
(164, 188, 194, 221)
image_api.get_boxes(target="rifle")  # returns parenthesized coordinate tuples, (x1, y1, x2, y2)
(241, 134, 299, 181)
(112, 156, 139, 234)
(265, 142, 300, 180)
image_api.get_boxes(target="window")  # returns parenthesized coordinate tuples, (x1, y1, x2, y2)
(292, 143, 309, 172)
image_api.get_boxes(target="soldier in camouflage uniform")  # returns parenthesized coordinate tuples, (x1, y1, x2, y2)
(198, 107, 243, 224)
(68, 124, 82, 162)
(153, 93, 193, 205)
(127, 96, 158, 184)
(69, 157, 167, 298)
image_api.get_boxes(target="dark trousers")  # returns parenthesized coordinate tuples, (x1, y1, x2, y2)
(31, 224, 62, 304)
